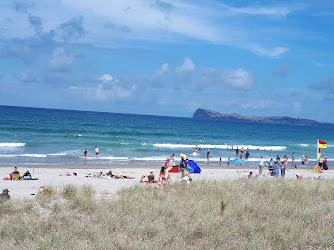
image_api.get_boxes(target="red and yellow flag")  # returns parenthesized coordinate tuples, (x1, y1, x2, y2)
(318, 139, 327, 148)
(317, 139, 327, 158)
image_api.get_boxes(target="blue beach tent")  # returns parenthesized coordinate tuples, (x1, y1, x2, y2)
(185, 160, 201, 173)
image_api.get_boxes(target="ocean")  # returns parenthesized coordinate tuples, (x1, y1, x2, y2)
(0, 105, 333, 167)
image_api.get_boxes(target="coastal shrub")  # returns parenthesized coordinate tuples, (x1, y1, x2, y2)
(0, 180, 334, 249)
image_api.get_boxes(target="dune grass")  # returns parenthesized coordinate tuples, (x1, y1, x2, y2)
(1, 179, 334, 249)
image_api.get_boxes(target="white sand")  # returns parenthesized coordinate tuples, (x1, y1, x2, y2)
(1, 166, 333, 199)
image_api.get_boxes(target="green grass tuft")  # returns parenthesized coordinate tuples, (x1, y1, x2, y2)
(0, 180, 334, 249)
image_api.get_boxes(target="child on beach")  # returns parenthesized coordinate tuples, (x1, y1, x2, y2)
(227, 157, 230, 167)
(248, 172, 254, 179)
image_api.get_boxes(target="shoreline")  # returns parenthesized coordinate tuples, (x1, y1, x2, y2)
(1, 164, 333, 200)
(0, 163, 320, 170)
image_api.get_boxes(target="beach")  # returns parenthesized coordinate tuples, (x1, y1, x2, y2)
(1, 164, 333, 199)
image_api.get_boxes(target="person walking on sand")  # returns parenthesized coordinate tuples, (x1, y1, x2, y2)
(259, 156, 264, 174)
(301, 155, 305, 168)
(95, 146, 100, 159)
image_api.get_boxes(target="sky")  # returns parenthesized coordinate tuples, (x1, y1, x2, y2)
(1, 0, 334, 122)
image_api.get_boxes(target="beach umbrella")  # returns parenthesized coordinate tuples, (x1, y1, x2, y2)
(167, 166, 183, 173)
(186, 160, 201, 173)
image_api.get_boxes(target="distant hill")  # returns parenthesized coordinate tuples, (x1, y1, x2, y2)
(193, 108, 333, 126)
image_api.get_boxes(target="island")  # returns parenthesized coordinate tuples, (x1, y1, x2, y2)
(193, 108, 333, 126)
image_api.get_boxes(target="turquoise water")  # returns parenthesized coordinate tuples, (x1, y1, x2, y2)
(0, 105, 333, 166)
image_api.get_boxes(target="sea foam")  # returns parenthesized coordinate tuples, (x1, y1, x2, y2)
(153, 143, 286, 151)
(0, 142, 26, 148)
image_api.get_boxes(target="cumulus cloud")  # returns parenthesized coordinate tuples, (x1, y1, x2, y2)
(176, 58, 195, 73)
(222, 69, 253, 89)
(49, 48, 74, 71)
(151, 63, 169, 79)
(68, 83, 136, 101)
(98, 74, 115, 84)
(273, 63, 290, 77)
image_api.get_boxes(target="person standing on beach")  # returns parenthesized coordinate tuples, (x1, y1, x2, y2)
(273, 162, 280, 178)
(301, 155, 305, 168)
(323, 157, 328, 170)
(292, 153, 295, 167)
(305, 156, 309, 168)
(240, 147, 244, 159)
(282, 157, 288, 177)
(245, 151, 249, 161)
(227, 157, 230, 167)
(84, 149, 88, 159)
(170, 154, 176, 166)
(259, 156, 264, 174)
(95, 146, 100, 159)
(319, 157, 324, 170)
(207, 150, 210, 160)
(236, 147, 239, 156)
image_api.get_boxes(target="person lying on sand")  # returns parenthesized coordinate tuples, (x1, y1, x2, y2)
(106, 170, 115, 177)
(113, 174, 135, 179)
(106, 171, 134, 179)
(59, 173, 77, 176)
(94, 172, 103, 178)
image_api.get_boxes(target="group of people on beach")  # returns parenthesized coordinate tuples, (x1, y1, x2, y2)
(254, 153, 328, 178)
(2, 167, 35, 181)
(140, 153, 193, 189)
(83, 146, 100, 159)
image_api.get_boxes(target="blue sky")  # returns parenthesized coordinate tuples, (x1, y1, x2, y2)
(1, 0, 334, 122)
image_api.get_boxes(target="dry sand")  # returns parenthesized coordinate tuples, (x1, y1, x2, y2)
(1, 164, 333, 199)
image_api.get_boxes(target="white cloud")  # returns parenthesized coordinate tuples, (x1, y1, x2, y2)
(250, 45, 288, 58)
(49, 48, 74, 70)
(68, 82, 136, 101)
(99, 74, 114, 84)
(221, 69, 253, 89)
(223, 4, 290, 16)
(152, 63, 169, 79)
(176, 58, 195, 73)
